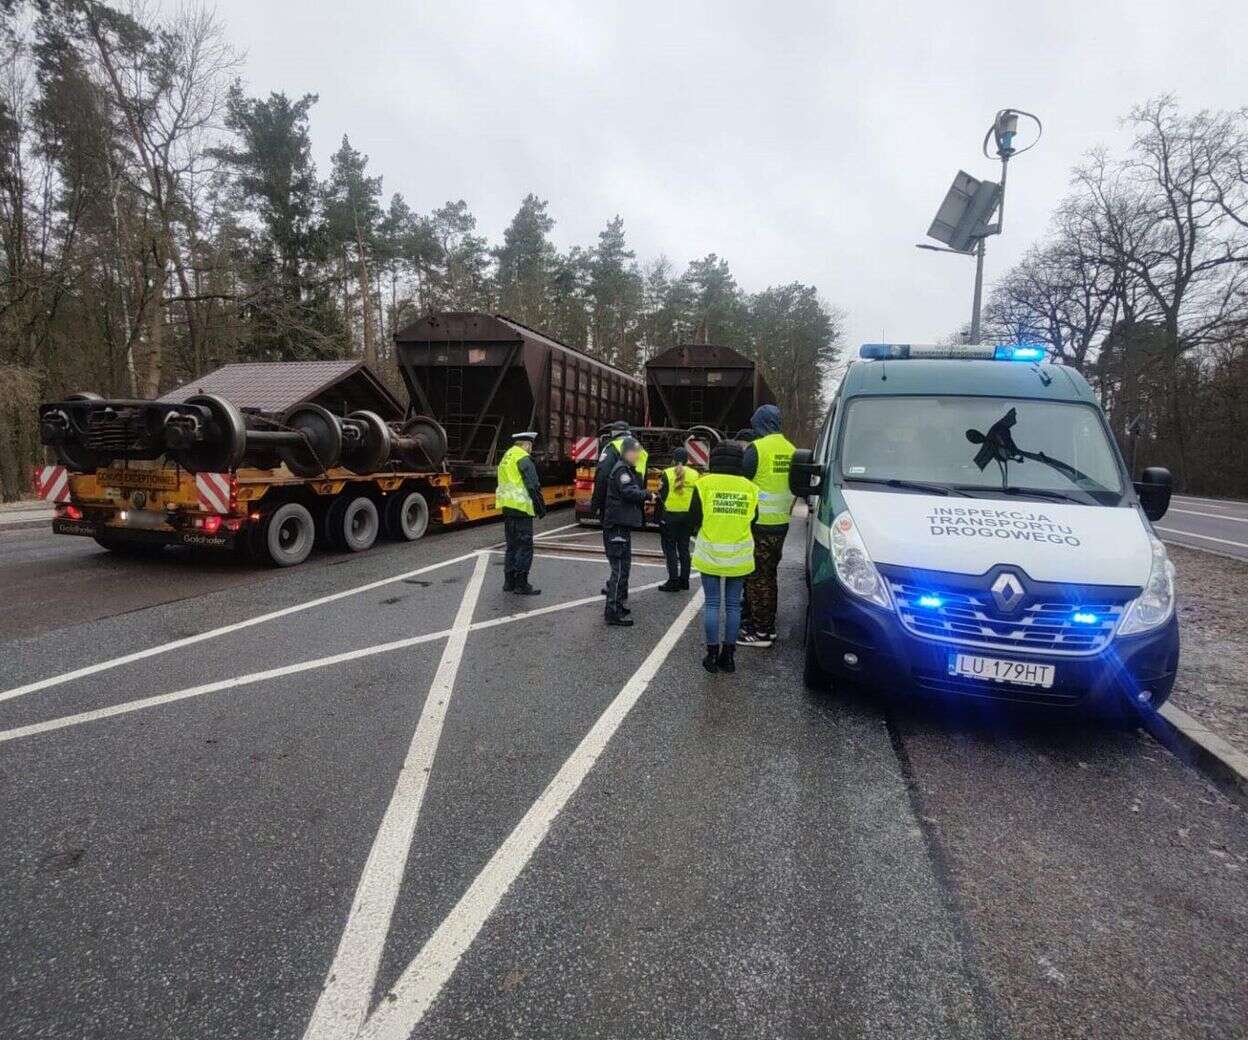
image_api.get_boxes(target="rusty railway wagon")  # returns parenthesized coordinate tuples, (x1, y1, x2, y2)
(644, 344, 776, 438)
(393, 312, 645, 483)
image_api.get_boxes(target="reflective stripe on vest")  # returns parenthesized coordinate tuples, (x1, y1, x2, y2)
(611, 437, 649, 477)
(691, 473, 758, 577)
(752, 432, 796, 525)
(496, 445, 535, 516)
(662, 465, 698, 512)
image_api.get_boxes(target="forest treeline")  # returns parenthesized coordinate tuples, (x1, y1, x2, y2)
(979, 97, 1248, 497)
(0, 1, 843, 499)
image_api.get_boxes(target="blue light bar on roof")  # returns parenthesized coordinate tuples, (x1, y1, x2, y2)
(859, 342, 1048, 362)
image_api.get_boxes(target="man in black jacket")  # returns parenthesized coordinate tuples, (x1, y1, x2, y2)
(590, 420, 631, 520)
(603, 437, 653, 627)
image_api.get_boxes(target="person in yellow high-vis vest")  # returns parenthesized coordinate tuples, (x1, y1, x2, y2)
(739, 405, 797, 648)
(656, 446, 699, 591)
(689, 440, 759, 674)
(496, 432, 545, 595)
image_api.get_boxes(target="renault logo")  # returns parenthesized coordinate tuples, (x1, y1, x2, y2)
(991, 572, 1026, 612)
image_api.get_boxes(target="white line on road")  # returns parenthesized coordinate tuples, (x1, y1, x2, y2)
(0, 580, 674, 745)
(359, 588, 705, 1040)
(1166, 508, 1248, 523)
(486, 520, 579, 550)
(1155, 527, 1248, 550)
(493, 548, 668, 569)
(0, 550, 482, 708)
(302, 552, 489, 1040)
(1170, 494, 1247, 509)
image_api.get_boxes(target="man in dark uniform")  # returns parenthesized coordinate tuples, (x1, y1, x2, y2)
(602, 437, 653, 627)
(592, 419, 632, 599)
(495, 431, 546, 595)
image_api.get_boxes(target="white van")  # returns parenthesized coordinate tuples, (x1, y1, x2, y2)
(791, 344, 1178, 716)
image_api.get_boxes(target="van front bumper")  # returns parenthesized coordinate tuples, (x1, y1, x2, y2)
(808, 582, 1179, 713)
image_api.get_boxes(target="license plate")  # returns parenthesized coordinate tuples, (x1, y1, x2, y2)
(948, 652, 1055, 688)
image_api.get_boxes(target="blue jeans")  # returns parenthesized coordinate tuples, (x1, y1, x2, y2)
(702, 574, 744, 646)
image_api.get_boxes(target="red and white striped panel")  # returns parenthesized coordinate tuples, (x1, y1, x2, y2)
(32, 465, 71, 503)
(685, 438, 711, 468)
(570, 436, 600, 463)
(195, 472, 232, 514)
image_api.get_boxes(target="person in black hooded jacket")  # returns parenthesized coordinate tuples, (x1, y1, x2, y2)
(602, 437, 654, 626)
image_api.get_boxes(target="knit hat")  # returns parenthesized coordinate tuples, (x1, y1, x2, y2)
(709, 441, 745, 476)
(672, 446, 689, 464)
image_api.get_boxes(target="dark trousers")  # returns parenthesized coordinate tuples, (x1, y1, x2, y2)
(604, 524, 632, 615)
(659, 514, 692, 583)
(503, 514, 534, 579)
(743, 525, 786, 633)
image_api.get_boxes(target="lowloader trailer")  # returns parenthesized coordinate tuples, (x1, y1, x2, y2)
(35, 367, 571, 567)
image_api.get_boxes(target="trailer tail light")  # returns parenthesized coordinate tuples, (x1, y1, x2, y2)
(202, 515, 222, 535)
(574, 478, 594, 491)
(60, 504, 83, 521)
(224, 518, 242, 532)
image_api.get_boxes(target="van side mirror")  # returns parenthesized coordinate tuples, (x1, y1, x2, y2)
(789, 448, 822, 498)
(1134, 466, 1172, 522)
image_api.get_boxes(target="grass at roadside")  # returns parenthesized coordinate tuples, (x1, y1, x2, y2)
(1170, 544, 1248, 755)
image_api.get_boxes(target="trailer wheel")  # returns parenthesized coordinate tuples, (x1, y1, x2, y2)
(260, 502, 315, 567)
(384, 490, 429, 541)
(338, 496, 379, 552)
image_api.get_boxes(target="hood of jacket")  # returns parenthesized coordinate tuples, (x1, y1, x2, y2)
(751, 404, 782, 436)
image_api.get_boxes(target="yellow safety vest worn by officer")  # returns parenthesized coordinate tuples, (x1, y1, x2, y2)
(662, 465, 699, 513)
(752, 432, 797, 525)
(611, 437, 648, 478)
(496, 444, 535, 516)
(692, 473, 759, 577)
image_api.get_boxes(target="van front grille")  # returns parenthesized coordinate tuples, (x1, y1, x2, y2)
(889, 581, 1127, 657)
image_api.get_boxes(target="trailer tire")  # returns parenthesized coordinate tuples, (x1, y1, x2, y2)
(384, 490, 429, 542)
(338, 496, 379, 553)
(260, 502, 315, 567)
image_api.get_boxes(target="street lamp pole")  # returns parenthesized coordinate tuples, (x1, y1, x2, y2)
(970, 237, 985, 344)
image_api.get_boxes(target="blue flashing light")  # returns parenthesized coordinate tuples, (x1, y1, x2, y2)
(917, 594, 944, 609)
(1071, 611, 1099, 625)
(993, 343, 1045, 362)
(860, 343, 909, 359)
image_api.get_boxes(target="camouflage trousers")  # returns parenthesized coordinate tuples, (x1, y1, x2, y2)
(743, 525, 787, 634)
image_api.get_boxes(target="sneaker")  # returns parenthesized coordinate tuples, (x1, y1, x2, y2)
(737, 630, 773, 648)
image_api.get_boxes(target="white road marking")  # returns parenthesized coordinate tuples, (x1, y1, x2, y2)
(0, 550, 483, 708)
(487, 519, 579, 550)
(535, 529, 602, 541)
(1155, 527, 1248, 550)
(1170, 495, 1246, 510)
(493, 548, 668, 569)
(1167, 508, 1248, 524)
(302, 553, 489, 1040)
(0, 580, 675, 744)
(360, 589, 705, 1040)
(1157, 540, 1248, 562)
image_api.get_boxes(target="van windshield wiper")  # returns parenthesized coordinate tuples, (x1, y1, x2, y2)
(846, 476, 973, 498)
(997, 485, 1094, 505)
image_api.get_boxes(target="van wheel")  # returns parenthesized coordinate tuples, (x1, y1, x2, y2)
(384, 490, 429, 541)
(261, 502, 315, 567)
(338, 496, 379, 552)
(803, 602, 834, 693)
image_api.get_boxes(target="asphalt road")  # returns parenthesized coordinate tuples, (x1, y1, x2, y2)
(1, 510, 1245, 1039)
(1157, 494, 1248, 560)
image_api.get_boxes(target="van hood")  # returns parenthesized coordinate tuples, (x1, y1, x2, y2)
(842, 489, 1151, 587)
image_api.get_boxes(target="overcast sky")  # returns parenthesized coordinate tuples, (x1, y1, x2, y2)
(212, 0, 1248, 353)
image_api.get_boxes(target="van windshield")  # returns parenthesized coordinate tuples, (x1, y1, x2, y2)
(838, 396, 1125, 505)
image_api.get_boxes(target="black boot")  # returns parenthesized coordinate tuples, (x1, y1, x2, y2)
(702, 645, 720, 673)
(513, 572, 540, 596)
(503, 571, 516, 592)
(657, 579, 681, 592)
(678, 578, 690, 590)
(606, 611, 634, 627)
(717, 644, 736, 673)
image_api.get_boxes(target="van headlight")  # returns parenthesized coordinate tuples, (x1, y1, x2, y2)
(829, 511, 892, 610)
(1118, 532, 1176, 636)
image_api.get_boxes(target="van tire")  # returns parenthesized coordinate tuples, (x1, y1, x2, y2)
(338, 496, 379, 552)
(260, 502, 315, 567)
(384, 490, 429, 541)
(803, 603, 834, 693)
